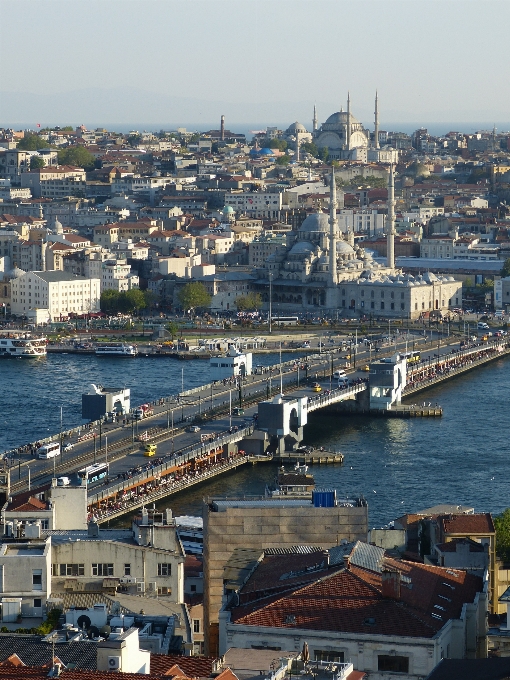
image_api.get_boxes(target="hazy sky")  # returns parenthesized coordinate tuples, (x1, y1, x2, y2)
(2, 0, 510, 128)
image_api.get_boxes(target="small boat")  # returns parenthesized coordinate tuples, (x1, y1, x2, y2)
(294, 461, 309, 474)
(0, 330, 47, 358)
(266, 466, 315, 498)
(95, 343, 137, 356)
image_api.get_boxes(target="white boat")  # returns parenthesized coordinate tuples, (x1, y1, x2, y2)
(0, 330, 47, 358)
(95, 343, 137, 356)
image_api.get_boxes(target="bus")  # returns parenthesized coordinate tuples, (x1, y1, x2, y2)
(37, 442, 60, 459)
(401, 351, 421, 364)
(77, 462, 109, 484)
(270, 316, 299, 326)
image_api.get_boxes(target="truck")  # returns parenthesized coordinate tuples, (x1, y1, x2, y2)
(134, 404, 154, 420)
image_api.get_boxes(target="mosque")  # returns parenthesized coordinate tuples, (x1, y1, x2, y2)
(282, 93, 399, 164)
(259, 165, 462, 320)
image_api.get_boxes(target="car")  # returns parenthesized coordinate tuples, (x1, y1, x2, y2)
(361, 365, 370, 372)
(187, 425, 201, 433)
(311, 382, 322, 392)
(232, 407, 245, 416)
(63, 443, 74, 452)
(57, 476, 70, 487)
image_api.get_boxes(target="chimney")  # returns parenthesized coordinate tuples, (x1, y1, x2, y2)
(382, 570, 401, 599)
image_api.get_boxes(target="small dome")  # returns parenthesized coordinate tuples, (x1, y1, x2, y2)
(259, 147, 276, 155)
(286, 121, 307, 134)
(300, 212, 329, 233)
(223, 205, 235, 214)
(289, 241, 315, 255)
(336, 240, 355, 254)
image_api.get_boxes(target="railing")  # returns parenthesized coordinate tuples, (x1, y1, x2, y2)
(306, 382, 367, 412)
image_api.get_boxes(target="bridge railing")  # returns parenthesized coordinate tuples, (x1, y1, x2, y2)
(88, 424, 254, 505)
(307, 382, 367, 412)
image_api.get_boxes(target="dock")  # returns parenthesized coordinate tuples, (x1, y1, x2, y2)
(274, 450, 344, 465)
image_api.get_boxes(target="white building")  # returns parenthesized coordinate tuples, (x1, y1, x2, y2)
(224, 192, 282, 219)
(101, 260, 139, 292)
(210, 347, 253, 380)
(10, 270, 100, 321)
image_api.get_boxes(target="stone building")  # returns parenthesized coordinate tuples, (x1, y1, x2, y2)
(203, 496, 368, 656)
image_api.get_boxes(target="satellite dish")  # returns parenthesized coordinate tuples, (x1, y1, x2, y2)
(77, 615, 91, 630)
(99, 625, 111, 639)
(88, 625, 100, 639)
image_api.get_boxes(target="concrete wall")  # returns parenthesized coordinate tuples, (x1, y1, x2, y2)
(203, 501, 368, 655)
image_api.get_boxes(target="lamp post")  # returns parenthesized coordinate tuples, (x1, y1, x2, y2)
(59, 404, 63, 465)
(229, 390, 232, 429)
(268, 272, 273, 335)
(93, 434, 97, 463)
(105, 435, 108, 466)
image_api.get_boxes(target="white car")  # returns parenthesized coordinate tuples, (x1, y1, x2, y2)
(187, 425, 201, 433)
(64, 443, 74, 452)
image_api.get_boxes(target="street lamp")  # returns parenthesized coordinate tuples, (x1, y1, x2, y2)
(268, 272, 273, 335)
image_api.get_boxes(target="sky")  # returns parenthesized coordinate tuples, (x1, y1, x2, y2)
(1, 0, 510, 131)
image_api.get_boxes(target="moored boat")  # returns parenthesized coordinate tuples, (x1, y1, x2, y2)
(0, 330, 47, 358)
(95, 342, 137, 356)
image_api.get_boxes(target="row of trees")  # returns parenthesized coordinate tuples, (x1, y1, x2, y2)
(176, 283, 263, 315)
(100, 289, 153, 315)
(17, 134, 97, 171)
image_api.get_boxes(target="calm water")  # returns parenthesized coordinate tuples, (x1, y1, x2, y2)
(1, 352, 509, 527)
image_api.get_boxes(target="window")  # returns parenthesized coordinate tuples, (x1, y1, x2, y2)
(34, 598, 42, 608)
(124, 564, 131, 576)
(158, 563, 171, 576)
(314, 651, 344, 662)
(371, 301, 375, 309)
(378, 655, 409, 672)
(92, 564, 114, 576)
(32, 570, 42, 590)
(190, 584, 197, 592)
(401, 303, 405, 310)
(193, 619, 200, 633)
(381, 302, 385, 310)
(391, 303, 394, 310)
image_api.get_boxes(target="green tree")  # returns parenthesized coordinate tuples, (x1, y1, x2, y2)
(127, 133, 142, 146)
(495, 508, 510, 562)
(121, 289, 147, 314)
(318, 146, 329, 162)
(177, 282, 211, 315)
(235, 292, 263, 311)
(61, 126, 74, 131)
(501, 258, 510, 278)
(300, 141, 319, 158)
(57, 146, 95, 170)
(17, 134, 50, 151)
(276, 154, 290, 166)
(100, 289, 121, 314)
(30, 155, 45, 169)
(166, 321, 179, 339)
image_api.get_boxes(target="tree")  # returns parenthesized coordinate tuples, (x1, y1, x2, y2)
(57, 146, 95, 171)
(318, 146, 329, 162)
(177, 282, 211, 315)
(300, 141, 319, 158)
(276, 154, 290, 166)
(235, 293, 263, 311)
(127, 133, 142, 146)
(30, 155, 45, 169)
(495, 508, 510, 562)
(17, 134, 50, 151)
(166, 321, 179, 339)
(121, 289, 147, 314)
(100, 289, 120, 314)
(501, 258, 510, 278)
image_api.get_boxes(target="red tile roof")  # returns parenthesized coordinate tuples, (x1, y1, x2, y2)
(230, 555, 483, 640)
(150, 655, 217, 678)
(440, 513, 495, 536)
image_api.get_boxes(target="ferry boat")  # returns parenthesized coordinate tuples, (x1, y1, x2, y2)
(265, 466, 316, 499)
(95, 342, 137, 357)
(0, 330, 47, 358)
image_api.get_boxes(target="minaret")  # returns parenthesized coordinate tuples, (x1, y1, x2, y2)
(329, 167, 337, 286)
(220, 115, 225, 141)
(374, 91, 380, 149)
(313, 104, 318, 132)
(295, 133, 300, 162)
(386, 164, 396, 270)
(346, 92, 351, 151)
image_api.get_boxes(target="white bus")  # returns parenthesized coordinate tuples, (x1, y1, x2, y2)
(270, 316, 299, 326)
(78, 462, 109, 484)
(37, 442, 60, 459)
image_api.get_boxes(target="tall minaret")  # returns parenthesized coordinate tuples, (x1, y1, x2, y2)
(295, 133, 300, 162)
(329, 167, 337, 286)
(374, 91, 380, 149)
(313, 104, 318, 132)
(220, 115, 225, 141)
(386, 164, 396, 270)
(346, 92, 351, 151)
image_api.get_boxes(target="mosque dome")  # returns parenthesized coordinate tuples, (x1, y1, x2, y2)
(223, 205, 235, 214)
(289, 241, 315, 256)
(258, 148, 276, 156)
(286, 121, 307, 134)
(324, 111, 359, 127)
(336, 240, 355, 255)
(300, 212, 329, 233)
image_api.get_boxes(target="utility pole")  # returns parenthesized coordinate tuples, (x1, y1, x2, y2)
(268, 272, 273, 335)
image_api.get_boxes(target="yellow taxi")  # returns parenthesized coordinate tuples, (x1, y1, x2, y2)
(144, 443, 157, 457)
(362, 365, 370, 372)
(311, 382, 322, 392)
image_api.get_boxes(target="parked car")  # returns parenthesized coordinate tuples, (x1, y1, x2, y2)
(187, 425, 201, 433)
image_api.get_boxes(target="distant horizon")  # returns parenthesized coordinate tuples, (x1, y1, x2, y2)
(3, 121, 510, 139)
